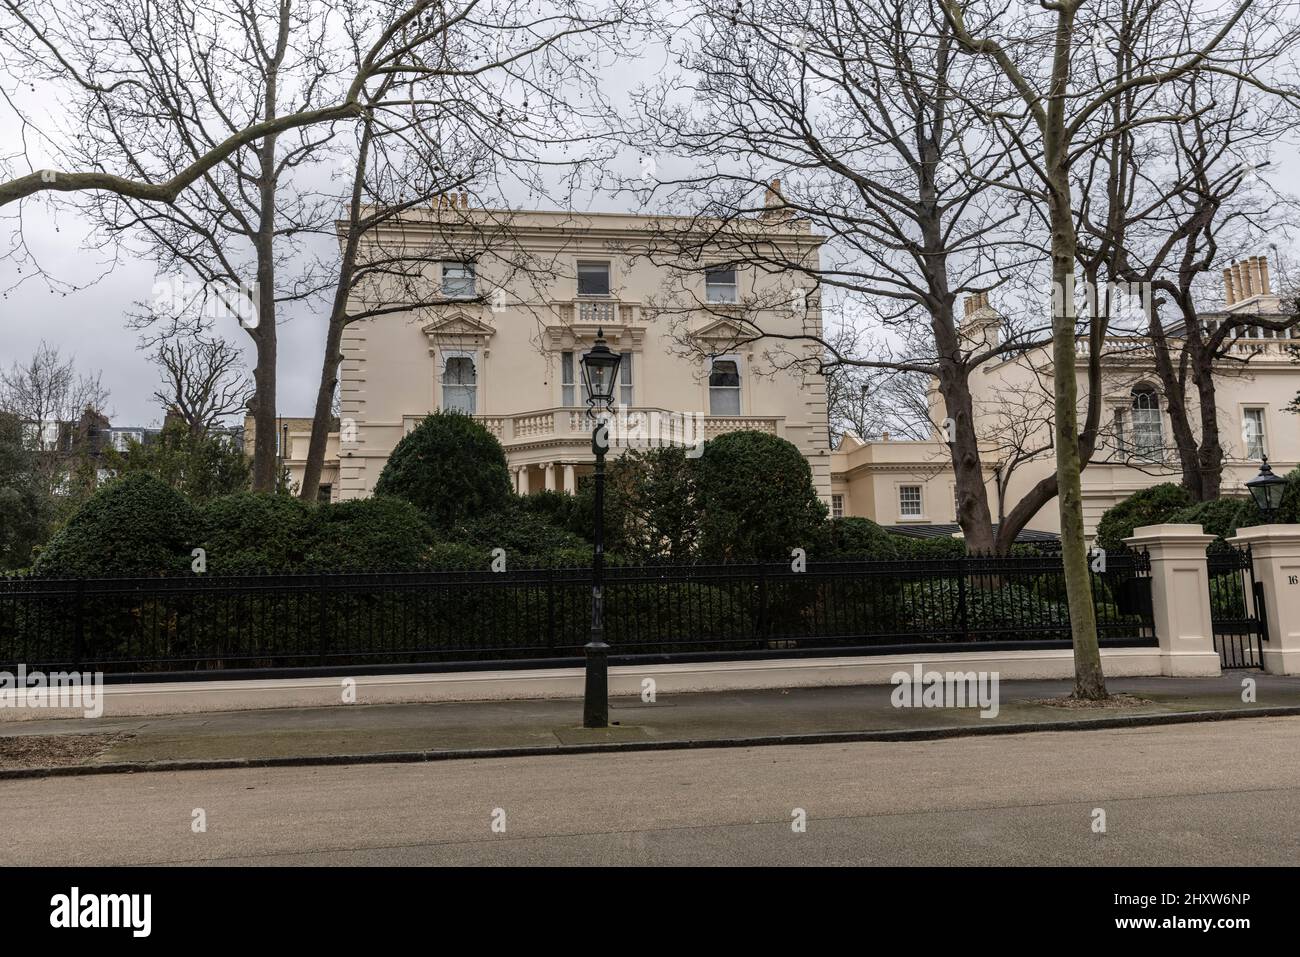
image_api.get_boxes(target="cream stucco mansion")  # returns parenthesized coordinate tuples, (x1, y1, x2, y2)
(283, 205, 833, 503)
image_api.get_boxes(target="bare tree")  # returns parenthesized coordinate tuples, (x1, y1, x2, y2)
(298, 1, 636, 496)
(624, 0, 1076, 554)
(0, 341, 109, 450)
(939, 0, 1300, 698)
(151, 336, 254, 437)
(1091, 69, 1300, 499)
(0, 0, 494, 209)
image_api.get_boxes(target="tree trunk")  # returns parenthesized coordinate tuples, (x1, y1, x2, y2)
(1192, 350, 1224, 499)
(300, 317, 344, 498)
(933, 319, 997, 554)
(1046, 9, 1105, 700)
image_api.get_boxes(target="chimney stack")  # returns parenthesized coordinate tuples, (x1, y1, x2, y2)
(1224, 254, 1275, 307)
(1224, 267, 1238, 306)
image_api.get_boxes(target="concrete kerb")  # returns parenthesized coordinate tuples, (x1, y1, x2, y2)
(4, 704, 1299, 781)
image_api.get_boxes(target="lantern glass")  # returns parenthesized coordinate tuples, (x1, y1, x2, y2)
(581, 332, 622, 409)
(1247, 457, 1287, 519)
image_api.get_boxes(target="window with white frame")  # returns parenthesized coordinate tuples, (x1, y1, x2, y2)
(705, 266, 738, 303)
(561, 351, 578, 407)
(1244, 407, 1267, 459)
(1131, 386, 1163, 459)
(441, 352, 477, 413)
(899, 485, 923, 519)
(619, 353, 633, 407)
(708, 357, 741, 415)
(577, 261, 611, 297)
(832, 494, 844, 519)
(441, 261, 476, 298)
(1112, 408, 1127, 453)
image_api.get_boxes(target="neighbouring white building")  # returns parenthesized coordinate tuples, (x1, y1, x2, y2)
(829, 255, 1300, 538)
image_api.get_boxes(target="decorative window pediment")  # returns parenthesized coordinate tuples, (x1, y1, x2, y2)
(690, 317, 752, 352)
(421, 311, 495, 348)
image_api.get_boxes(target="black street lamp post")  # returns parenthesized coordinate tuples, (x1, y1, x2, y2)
(580, 329, 622, 728)
(1247, 455, 1287, 522)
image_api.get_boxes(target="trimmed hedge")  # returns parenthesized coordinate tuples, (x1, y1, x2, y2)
(696, 430, 828, 562)
(373, 412, 512, 531)
(1094, 483, 1193, 553)
(35, 474, 198, 576)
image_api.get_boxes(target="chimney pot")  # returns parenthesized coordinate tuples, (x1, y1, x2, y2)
(1224, 268, 1237, 305)
(1257, 255, 1272, 295)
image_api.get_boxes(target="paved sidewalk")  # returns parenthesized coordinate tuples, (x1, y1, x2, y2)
(1, 672, 1297, 775)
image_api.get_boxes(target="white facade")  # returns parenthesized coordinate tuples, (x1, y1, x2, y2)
(285, 207, 832, 502)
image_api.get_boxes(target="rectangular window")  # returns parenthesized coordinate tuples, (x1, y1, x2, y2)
(620, 353, 633, 407)
(442, 353, 477, 414)
(899, 485, 923, 519)
(561, 351, 576, 407)
(1244, 408, 1266, 459)
(708, 358, 741, 415)
(705, 267, 738, 303)
(1112, 409, 1127, 453)
(317, 484, 333, 503)
(441, 262, 476, 298)
(832, 494, 844, 520)
(577, 261, 611, 297)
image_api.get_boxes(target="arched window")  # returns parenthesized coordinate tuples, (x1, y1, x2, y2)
(442, 353, 477, 414)
(1131, 386, 1162, 459)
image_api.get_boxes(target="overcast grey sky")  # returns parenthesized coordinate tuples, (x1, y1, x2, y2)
(2, 10, 1298, 428)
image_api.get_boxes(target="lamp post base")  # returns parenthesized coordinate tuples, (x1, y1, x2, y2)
(583, 638, 609, 728)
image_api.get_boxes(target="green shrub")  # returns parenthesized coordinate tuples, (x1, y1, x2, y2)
(307, 496, 434, 570)
(601, 446, 701, 562)
(1277, 467, 1300, 523)
(891, 533, 968, 559)
(818, 517, 901, 560)
(1094, 483, 1194, 553)
(373, 412, 512, 530)
(446, 503, 593, 568)
(34, 473, 198, 576)
(696, 430, 828, 563)
(1167, 497, 1257, 551)
(196, 493, 316, 572)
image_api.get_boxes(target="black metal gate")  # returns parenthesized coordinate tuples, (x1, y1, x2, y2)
(1207, 545, 1266, 669)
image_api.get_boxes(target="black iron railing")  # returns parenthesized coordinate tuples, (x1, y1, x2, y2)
(0, 552, 1154, 678)
(1207, 544, 1265, 669)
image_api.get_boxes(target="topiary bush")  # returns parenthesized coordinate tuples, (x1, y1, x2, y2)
(695, 430, 828, 563)
(195, 493, 316, 572)
(307, 496, 435, 570)
(1094, 483, 1194, 553)
(34, 473, 198, 576)
(817, 517, 901, 560)
(373, 412, 512, 531)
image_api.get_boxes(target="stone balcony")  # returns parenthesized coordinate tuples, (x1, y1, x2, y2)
(402, 407, 784, 493)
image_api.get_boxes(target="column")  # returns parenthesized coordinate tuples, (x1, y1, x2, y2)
(516, 465, 530, 495)
(562, 463, 576, 495)
(544, 462, 557, 492)
(1123, 523, 1220, 677)
(1227, 525, 1300, 675)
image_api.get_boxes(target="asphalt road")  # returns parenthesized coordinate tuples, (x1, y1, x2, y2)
(2, 717, 1298, 866)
